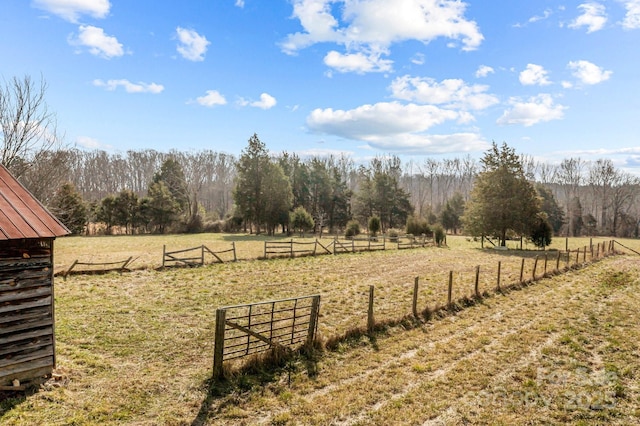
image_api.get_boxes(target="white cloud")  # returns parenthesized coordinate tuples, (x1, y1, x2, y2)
(568, 60, 612, 84)
(195, 90, 227, 107)
(411, 53, 425, 65)
(497, 94, 566, 127)
(93, 79, 164, 93)
(69, 25, 124, 58)
(252, 93, 277, 109)
(235, 0, 245, 7)
(519, 64, 551, 86)
(366, 132, 489, 154)
(306, 101, 463, 143)
(529, 9, 552, 23)
(622, 0, 640, 29)
(238, 93, 277, 109)
(76, 136, 102, 149)
(323, 49, 393, 73)
(175, 27, 210, 61)
(389, 75, 499, 110)
(569, 2, 607, 33)
(32, 0, 110, 23)
(475, 65, 494, 78)
(281, 0, 483, 73)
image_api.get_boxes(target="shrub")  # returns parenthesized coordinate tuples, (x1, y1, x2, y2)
(529, 213, 553, 248)
(368, 216, 381, 237)
(406, 215, 431, 236)
(290, 206, 315, 236)
(433, 224, 446, 246)
(345, 220, 361, 238)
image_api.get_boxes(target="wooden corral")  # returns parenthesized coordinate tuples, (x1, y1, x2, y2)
(0, 164, 70, 387)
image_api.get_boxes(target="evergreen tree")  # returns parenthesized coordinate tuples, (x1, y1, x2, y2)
(146, 181, 180, 233)
(113, 190, 139, 234)
(153, 157, 189, 215)
(49, 183, 87, 234)
(96, 194, 117, 234)
(535, 184, 565, 234)
(529, 212, 553, 248)
(440, 192, 465, 234)
(290, 206, 314, 237)
(463, 142, 541, 246)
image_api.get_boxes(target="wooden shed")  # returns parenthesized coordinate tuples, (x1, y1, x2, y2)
(0, 164, 70, 387)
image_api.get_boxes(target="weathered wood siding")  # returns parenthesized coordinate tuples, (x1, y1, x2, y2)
(0, 238, 55, 386)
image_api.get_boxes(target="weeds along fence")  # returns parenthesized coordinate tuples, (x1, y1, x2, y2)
(364, 241, 616, 335)
(162, 243, 236, 268)
(213, 295, 320, 379)
(214, 240, 619, 377)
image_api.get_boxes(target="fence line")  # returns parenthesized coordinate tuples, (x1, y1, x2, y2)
(211, 239, 624, 378)
(162, 243, 236, 268)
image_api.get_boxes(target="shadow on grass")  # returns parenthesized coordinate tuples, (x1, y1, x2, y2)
(0, 390, 30, 419)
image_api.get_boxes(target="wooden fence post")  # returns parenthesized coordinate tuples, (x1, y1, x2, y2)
(556, 250, 561, 271)
(412, 277, 419, 318)
(544, 254, 548, 275)
(583, 246, 587, 263)
(519, 258, 525, 283)
(213, 308, 227, 380)
(532, 256, 539, 280)
(474, 265, 480, 297)
(307, 296, 320, 346)
(496, 261, 501, 291)
(201, 245, 205, 266)
(575, 248, 579, 265)
(162, 245, 166, 268)
(232, 242, 237, 262)
(290, 239, 294, 258)
(447, 271, 453, 306)
(264, 241, 267, 258)
(367, 285, 375, 333)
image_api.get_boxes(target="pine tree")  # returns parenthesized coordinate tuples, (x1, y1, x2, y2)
(463, 142, 541, 246)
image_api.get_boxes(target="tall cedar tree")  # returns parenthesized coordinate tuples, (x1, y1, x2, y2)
(233, 134, 292, 234)
(152, 158, 190, 215)
(49, 183, 87, 235)
(463, 142, 541, 246)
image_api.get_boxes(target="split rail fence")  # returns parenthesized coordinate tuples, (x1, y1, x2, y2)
(63, 257, 133, 279)
(162, 243, 236, 268)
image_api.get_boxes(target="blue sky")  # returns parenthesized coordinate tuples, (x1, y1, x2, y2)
(2, 0, 640, 171)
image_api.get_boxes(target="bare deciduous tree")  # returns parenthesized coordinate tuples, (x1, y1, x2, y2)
(0, 75, 62, 178)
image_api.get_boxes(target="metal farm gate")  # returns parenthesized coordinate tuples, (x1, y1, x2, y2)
(213, 295, 320, 378)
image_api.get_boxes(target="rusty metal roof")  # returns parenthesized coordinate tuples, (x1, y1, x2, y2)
(0, 164, 70, 241)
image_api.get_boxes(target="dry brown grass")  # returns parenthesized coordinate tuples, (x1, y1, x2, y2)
(1, 234, 639, 425)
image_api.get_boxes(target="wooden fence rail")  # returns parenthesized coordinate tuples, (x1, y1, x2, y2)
(63, 257, 133, 279)
(162, 243, 236, 268)
(263, 239, 331, 259)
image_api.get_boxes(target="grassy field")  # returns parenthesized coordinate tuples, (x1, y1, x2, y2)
(1, 234, 639, 425)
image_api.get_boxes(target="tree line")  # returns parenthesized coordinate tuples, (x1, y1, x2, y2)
(2, 75, 639, 240)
